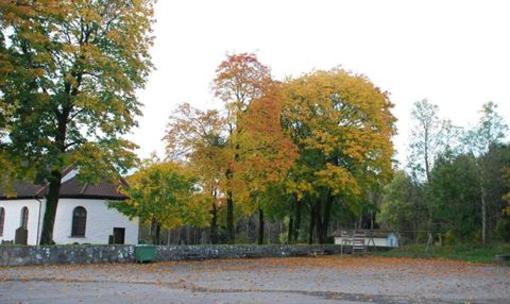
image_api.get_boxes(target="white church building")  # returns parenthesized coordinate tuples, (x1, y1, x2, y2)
(0, 168, 138, 245)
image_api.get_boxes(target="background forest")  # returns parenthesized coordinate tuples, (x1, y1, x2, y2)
(1, 1, 508, 248)
(115, 54, 510, 247)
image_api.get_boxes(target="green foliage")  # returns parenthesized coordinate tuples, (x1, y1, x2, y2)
(483, 145, 510, 239)
(281, 68, 395, 201)
(0, 153, 15, 193)
(505, 167, 510, 217)
(390, 100, 510, 246)
(408, 99, 442, 182)
(0, 0, 155, 180)
(495, 217, 510, 242)
(384, 147, 510, 245)
(111, 162, 210, 230)
(0, 0, 155, 244)
(378, 171, 423, 233)
(427, 154, 481, 242)
(462, 102, 509, 244)
(281, 68, 396, 242)
(408, 99, 462, 182)
(464, 102, 509, 156)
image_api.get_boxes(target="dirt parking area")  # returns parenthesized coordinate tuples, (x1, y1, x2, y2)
(0, 256, 509, 303)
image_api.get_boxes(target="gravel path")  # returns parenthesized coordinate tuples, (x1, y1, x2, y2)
(0, 256, 509, 303)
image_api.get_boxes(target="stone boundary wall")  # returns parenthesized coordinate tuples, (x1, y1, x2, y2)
(155, 244, 348, 261)
(0, 245, 135, 266)
(0, 244, 349, 267)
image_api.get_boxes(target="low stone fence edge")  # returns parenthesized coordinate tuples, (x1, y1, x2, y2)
(0, 244, 349, 267)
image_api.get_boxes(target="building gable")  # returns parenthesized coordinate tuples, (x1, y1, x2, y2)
(0, 167, 127, 200)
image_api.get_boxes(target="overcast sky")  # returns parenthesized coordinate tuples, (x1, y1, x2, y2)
(130, 0, 510, 165)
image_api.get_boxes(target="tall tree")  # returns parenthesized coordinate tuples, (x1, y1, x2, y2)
(408, 99, 459, 182)
(164, 103, 226, 244)
(234, 85, 297, 244)
(0, 0, 154, 244)
(165, 58, 296, 245)
(281, 69, 396, 243)
(407, 100, 461, 246)
(428, 154, 481, 243)
(213, 53, 272, 243)
(464, 102, 508, 244)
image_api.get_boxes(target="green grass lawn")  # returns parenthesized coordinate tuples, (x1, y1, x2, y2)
(377, 243, 510, 265)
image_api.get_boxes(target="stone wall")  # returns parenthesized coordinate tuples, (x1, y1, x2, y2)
(0, 245, 135, 266)
(156, 244, 347, 261)
(0, 244, 349, 267)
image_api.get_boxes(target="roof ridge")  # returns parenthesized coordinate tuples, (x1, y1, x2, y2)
(80, 183, 89, 194)
(34, 184, 47, 197)
(1, 165, 129, 200)
(34, 164, 78, 197)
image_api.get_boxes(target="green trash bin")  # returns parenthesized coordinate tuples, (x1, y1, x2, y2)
(135, 245, 157, 263)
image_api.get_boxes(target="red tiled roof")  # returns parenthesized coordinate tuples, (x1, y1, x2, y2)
(0, 181, 45, 199)
(58, 176, 127, 200)
(0, 173, 127, 200)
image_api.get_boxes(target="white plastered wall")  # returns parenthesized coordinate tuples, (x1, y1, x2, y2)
(0, 199, 42, 245)
(52, 198, 138, 245)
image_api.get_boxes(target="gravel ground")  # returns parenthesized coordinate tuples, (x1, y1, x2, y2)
(0, 256, 509, 304)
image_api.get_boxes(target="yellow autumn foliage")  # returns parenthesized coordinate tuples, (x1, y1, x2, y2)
(282, 68, 396, 201)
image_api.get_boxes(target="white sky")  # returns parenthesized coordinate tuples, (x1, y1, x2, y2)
(130, 0, 510, 165)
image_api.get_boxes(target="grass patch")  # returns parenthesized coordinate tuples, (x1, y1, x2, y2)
(377, 243, 510, 265)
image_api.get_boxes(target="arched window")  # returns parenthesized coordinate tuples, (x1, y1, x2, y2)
(0, 207, 5, 236)
(71, 206, 87, 237)
(20, 207, 28, 230)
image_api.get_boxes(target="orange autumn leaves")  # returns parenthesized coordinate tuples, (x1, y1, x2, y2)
(164, 53, 396, 232)
(235, 86, 299, 201)
(213, 53, 295, 205)
(165, 54, 297, 220)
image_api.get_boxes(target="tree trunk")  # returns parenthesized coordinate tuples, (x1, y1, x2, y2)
(481, 183, 487, 245)
(210, 202, 218, 244)
(287, 215, 294, 243)
(225, 165, 235, 244)
(318, 194, 333, 244)
(39, 170, 63, 245)
(258, 208, 264, 245)
(39, 83, 72, 245)
(316, 204, 324, 244)
(315, 201, 324, 243)
(151, 219, 161, 245)
(226, 191, 235, 244)
(156, 224, 161, 245)
(478, 158, 488, 246)
(294, 199, 302, 243)
(424, 128, 431, 183)
(308, 202, 318, 244)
